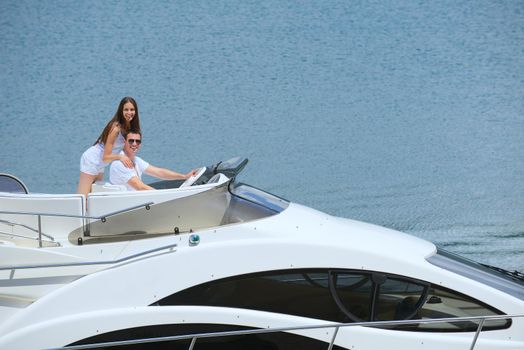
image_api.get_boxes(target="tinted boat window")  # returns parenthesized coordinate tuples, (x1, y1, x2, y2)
(331, 273, 373, 321)
(332, 273, 428, 323)
(415, 286, 510, 331)
(375, 277, 427, 321)
(331, 272, 509, 331)
(156, 269, 510, 332)
(158, 270, 346, 322)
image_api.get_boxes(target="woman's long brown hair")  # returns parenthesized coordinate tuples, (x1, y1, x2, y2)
(94, 97, 141, 145)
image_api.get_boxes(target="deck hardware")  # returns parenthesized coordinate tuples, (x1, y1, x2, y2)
(174, 227, 180, 234)
(101, 217, 106, 223)
(78, 237, 83, 246)
(189, 234, 200, 246)
(145, 205, 150, 210)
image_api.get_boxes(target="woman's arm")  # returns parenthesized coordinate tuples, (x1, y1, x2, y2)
(102, 124, 133, 167)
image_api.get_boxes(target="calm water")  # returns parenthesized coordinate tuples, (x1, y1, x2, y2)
(1, 1, 523, 271)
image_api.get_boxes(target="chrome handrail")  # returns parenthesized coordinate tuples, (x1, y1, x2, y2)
(0, 242, 177, 271)
(0, 218, 55, 241)
(0, 201, 154, 221)
(45, 314, 523, 350)
(0, 230, 58, 246)
(0, 202, 154, 246)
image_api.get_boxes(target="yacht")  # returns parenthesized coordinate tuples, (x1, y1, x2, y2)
(0, 157, 523, 349)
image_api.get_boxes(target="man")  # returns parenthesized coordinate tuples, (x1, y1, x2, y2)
(109, 130, 197, 191)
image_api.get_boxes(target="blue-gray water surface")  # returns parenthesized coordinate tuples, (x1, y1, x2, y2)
(1, 1, 523, 271)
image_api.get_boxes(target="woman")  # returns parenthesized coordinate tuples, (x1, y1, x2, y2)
(77, 97, 141, 197)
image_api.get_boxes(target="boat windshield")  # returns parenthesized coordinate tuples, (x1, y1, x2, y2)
(69, 180, 289, 243)
(229, 182, 289, 213)
(426, 248, 524, 301)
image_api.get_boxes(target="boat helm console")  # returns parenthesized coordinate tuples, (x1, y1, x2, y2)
(150, 156, 249, 190)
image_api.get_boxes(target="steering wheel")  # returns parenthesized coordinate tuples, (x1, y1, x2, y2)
(179, 167, 207, 188)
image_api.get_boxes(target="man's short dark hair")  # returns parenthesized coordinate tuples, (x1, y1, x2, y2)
(124, 129, 142, 139)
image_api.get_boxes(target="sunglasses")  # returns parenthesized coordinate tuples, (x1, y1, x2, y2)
(127, 138, 142, 145)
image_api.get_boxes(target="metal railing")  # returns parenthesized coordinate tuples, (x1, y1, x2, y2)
(0, 242, 177, 271)
(46, 314, 523, 350)
(0, 201, 153, 247)
(0, 218, 55, 241)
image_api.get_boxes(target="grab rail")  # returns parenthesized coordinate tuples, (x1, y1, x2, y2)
(0, 202, 154, 247)
(45, 314, 523, 350)
(0, 201, 154, 221)
(0, 230, 59, 247)
(0, 218, 55, 241)
(0, 242, 177, 271)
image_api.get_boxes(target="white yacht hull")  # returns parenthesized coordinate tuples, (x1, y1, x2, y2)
(1, 159, 522, 349)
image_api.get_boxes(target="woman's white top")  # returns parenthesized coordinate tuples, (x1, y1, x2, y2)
(80, 132, 125, 175)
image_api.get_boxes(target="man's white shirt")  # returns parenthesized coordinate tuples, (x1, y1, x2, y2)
(109, 151, 150, 191)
